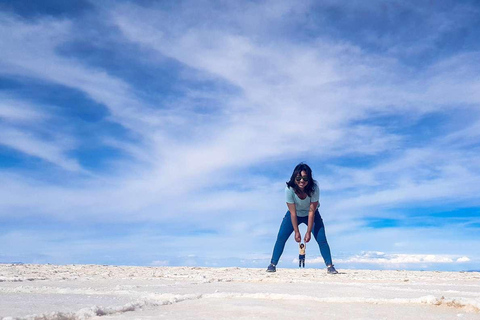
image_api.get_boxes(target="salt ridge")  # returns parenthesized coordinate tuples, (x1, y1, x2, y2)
(2, 292, 479, 320)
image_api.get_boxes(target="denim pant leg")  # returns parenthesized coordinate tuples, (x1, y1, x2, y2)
(270, 212, 294, 265)
(313, 211, 333, 266)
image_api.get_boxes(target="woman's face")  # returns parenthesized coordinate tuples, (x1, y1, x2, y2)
(295, 170, 309, 190)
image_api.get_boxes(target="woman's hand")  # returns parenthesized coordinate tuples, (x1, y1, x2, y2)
(304, 232, 311, 243)
(295, 231, 302, 243)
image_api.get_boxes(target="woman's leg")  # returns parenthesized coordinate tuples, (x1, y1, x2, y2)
(270, 212, 295, 265)
(313, 211, 333, 267)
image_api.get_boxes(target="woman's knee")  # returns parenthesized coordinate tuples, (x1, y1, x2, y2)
(315, 237, 328, 245)
(314, 231, 328, 244)
(275, 235, 289, 244)
(275, 230, 293, 243)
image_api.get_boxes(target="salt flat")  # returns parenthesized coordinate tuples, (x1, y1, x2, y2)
(1, 264, 479, 319)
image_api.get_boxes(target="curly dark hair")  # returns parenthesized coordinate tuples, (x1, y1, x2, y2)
(286, 163, 317, 197)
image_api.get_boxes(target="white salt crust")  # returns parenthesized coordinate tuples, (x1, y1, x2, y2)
(1, 264, 479, 319)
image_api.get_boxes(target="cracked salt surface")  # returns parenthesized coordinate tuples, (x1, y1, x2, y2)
(1, 264, 479, 319)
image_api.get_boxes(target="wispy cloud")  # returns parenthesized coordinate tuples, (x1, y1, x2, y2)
(0, 126, 81, 171)
(0, 95, 47, 123)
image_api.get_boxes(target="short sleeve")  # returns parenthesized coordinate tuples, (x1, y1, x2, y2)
(310, 184, 320, 202)
(285, 186, 295, 203)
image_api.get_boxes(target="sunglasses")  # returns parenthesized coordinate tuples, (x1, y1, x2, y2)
(295, 176, 309, 182)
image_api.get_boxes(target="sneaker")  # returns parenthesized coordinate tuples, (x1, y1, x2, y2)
(327, 265, 338, 274)
(266, 263, 276, 272)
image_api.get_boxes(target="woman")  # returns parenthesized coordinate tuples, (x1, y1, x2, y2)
(267, 163, 338, 274)
(299, 243, 306, 268)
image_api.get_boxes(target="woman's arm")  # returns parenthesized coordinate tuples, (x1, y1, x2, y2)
(287, 202, 301, 242)
(305, 201, 318, 242)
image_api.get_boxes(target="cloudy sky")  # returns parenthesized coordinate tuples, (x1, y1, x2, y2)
(1, 0, 479, 271)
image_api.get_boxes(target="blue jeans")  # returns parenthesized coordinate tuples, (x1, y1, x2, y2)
(299, 254, 305, 267)
(270, 210, 333, 266)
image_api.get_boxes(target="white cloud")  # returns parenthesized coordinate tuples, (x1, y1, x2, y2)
(307, 251, 469, 265)
(150, 260, 169, 266)
(456, 256, 471, 263)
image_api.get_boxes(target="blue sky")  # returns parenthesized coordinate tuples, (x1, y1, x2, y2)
(1, 0, 479, 271)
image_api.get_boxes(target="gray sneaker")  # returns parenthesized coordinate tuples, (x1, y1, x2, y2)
(266, 263, 276, 272)
(327, 265, 338, 274)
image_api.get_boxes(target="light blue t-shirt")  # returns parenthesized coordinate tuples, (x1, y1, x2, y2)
(285, 184, 320, 217)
